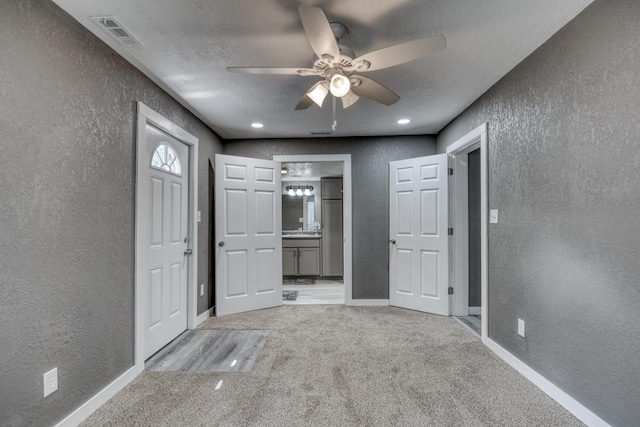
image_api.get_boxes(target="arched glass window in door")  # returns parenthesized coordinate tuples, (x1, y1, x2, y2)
(151, 143, 182, 176)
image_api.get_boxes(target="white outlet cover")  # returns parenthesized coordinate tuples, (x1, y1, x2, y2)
(200, 284, 204, 297)
(197, 210, 202, 223)
(490, 209, 499, 223)
(518, 318, 525, 337)
(43, 367, 58, 397)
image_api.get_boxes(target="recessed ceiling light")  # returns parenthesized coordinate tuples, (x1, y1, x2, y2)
(397, 119, 410, 125)
(251, 123, 264, 128)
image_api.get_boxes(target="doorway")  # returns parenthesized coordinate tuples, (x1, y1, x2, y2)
(447, 123, 488, 341)
(280, 161, 345, 305)
(274, 154, 353, 304)
(135, 102, 199, 367)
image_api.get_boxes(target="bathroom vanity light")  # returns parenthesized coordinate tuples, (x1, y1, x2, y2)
(285, 185, 313, 196)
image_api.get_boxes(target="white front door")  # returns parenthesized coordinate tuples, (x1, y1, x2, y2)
(141, 124, 190, 358)
(215, 154, 282, 316)
(389, 154, 449, 315)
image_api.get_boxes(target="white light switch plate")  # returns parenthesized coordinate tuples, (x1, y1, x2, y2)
(490, 209, 499, 223)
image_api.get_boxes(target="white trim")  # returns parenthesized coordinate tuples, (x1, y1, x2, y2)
(348, 299, 390, 306)
(485, 339, 611, 427)
(196, 308, 214, 326)
(273, 154, 353, 305)
(135, 102, 199, 369)
(54, 366, 139, 427)
(468, 306, 481, 315)
(446, 123, 488, 342)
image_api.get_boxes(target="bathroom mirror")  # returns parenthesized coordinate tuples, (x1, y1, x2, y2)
(282, 195, 316, 231)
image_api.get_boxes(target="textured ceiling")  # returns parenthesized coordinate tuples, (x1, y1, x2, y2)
(53, 0, 594, 139)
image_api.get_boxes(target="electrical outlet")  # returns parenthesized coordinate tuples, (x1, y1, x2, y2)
(200, 284, 204, 297)
(43, 368, 58, 397)
(518, 318, 525, 337)
(197, 211, 201, 223)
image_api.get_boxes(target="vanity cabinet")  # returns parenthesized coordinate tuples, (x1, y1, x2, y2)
(282, 238, 321, 276)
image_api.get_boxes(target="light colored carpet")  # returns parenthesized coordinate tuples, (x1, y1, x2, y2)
(81, 306, 584, 426)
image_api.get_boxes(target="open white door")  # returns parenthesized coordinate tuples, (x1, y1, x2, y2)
(389, 154, 449, 315)
(215, 154, 282, 316)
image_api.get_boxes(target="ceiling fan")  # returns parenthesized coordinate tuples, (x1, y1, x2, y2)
(227, 5, 446, 110)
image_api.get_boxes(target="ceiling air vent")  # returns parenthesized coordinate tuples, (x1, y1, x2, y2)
(310, 131, 333, 136)
(90, 16, 140, 46)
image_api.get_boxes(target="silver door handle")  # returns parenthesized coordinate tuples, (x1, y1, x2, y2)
(184, 248, 193, 255)
(218, 241, 225, 247)
(389, 239, 396, 244)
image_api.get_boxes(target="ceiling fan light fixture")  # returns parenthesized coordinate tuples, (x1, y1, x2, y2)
(330, 74, 350, 97)
(341, 90, 359, 108)
(307, 82, 329, 107)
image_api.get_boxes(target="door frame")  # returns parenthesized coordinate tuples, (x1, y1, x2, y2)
(446, 123, 488, 341)
(273, 154, 353, 303)
(134, 102, 199, 369)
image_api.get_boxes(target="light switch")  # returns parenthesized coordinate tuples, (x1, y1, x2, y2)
(490, 209, 498, 224)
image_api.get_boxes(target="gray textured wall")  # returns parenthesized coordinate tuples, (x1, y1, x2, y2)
(436, 0, 640, 425)
(224, 136, 435, 299)
(467, 149, 481, 307)
(0, 1, 222, 426)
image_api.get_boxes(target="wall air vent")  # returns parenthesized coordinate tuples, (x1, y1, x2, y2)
(90, 16, 141, 46)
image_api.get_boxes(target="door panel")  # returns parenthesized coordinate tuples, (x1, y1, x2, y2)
(389, 154, 449, 315)
(215, 154, 282, 316)
(142, 124, 189, 358)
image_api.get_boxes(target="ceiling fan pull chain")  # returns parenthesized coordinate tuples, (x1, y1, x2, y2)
(332, 96, 337, 131)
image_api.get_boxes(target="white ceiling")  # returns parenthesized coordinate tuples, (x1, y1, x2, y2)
(54, 0, 593, 140)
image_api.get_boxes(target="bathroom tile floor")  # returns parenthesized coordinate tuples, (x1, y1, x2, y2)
(282, 279, 344, 305)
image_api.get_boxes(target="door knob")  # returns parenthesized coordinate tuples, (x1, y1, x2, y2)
(389, 239, 396, 244)
(218, 241, 225, 247)
(184, 248, 193, 255)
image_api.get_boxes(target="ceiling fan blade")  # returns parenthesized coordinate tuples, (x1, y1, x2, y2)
(298, 6, 340, 62)
(348, 34, 446, 72)
(295, 95, 314, 110)
(227, 67, 320, 76)
(350, 75, 400, 106)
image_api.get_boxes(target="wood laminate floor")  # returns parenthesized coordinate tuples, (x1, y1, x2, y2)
(282, 279, 344, 305)
(145, 329, 269, 372)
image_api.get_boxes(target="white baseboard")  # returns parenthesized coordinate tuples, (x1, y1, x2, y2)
(347, 299, 390, 306)
(55, 365, 140, 427)
(196, 308, 213, 326)
(484, 338, 610, 427)
(468, 306, 481, 315)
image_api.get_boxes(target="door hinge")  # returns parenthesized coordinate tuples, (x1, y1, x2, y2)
(448, 168, 453, 175)
(448, 287, 454, 295)
(448, 227, 453, 235)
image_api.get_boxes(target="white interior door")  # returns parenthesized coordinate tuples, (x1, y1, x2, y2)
(215, 154, 282, 316)
(142, 124, 190, 358)
(389, 154, 449, 315)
